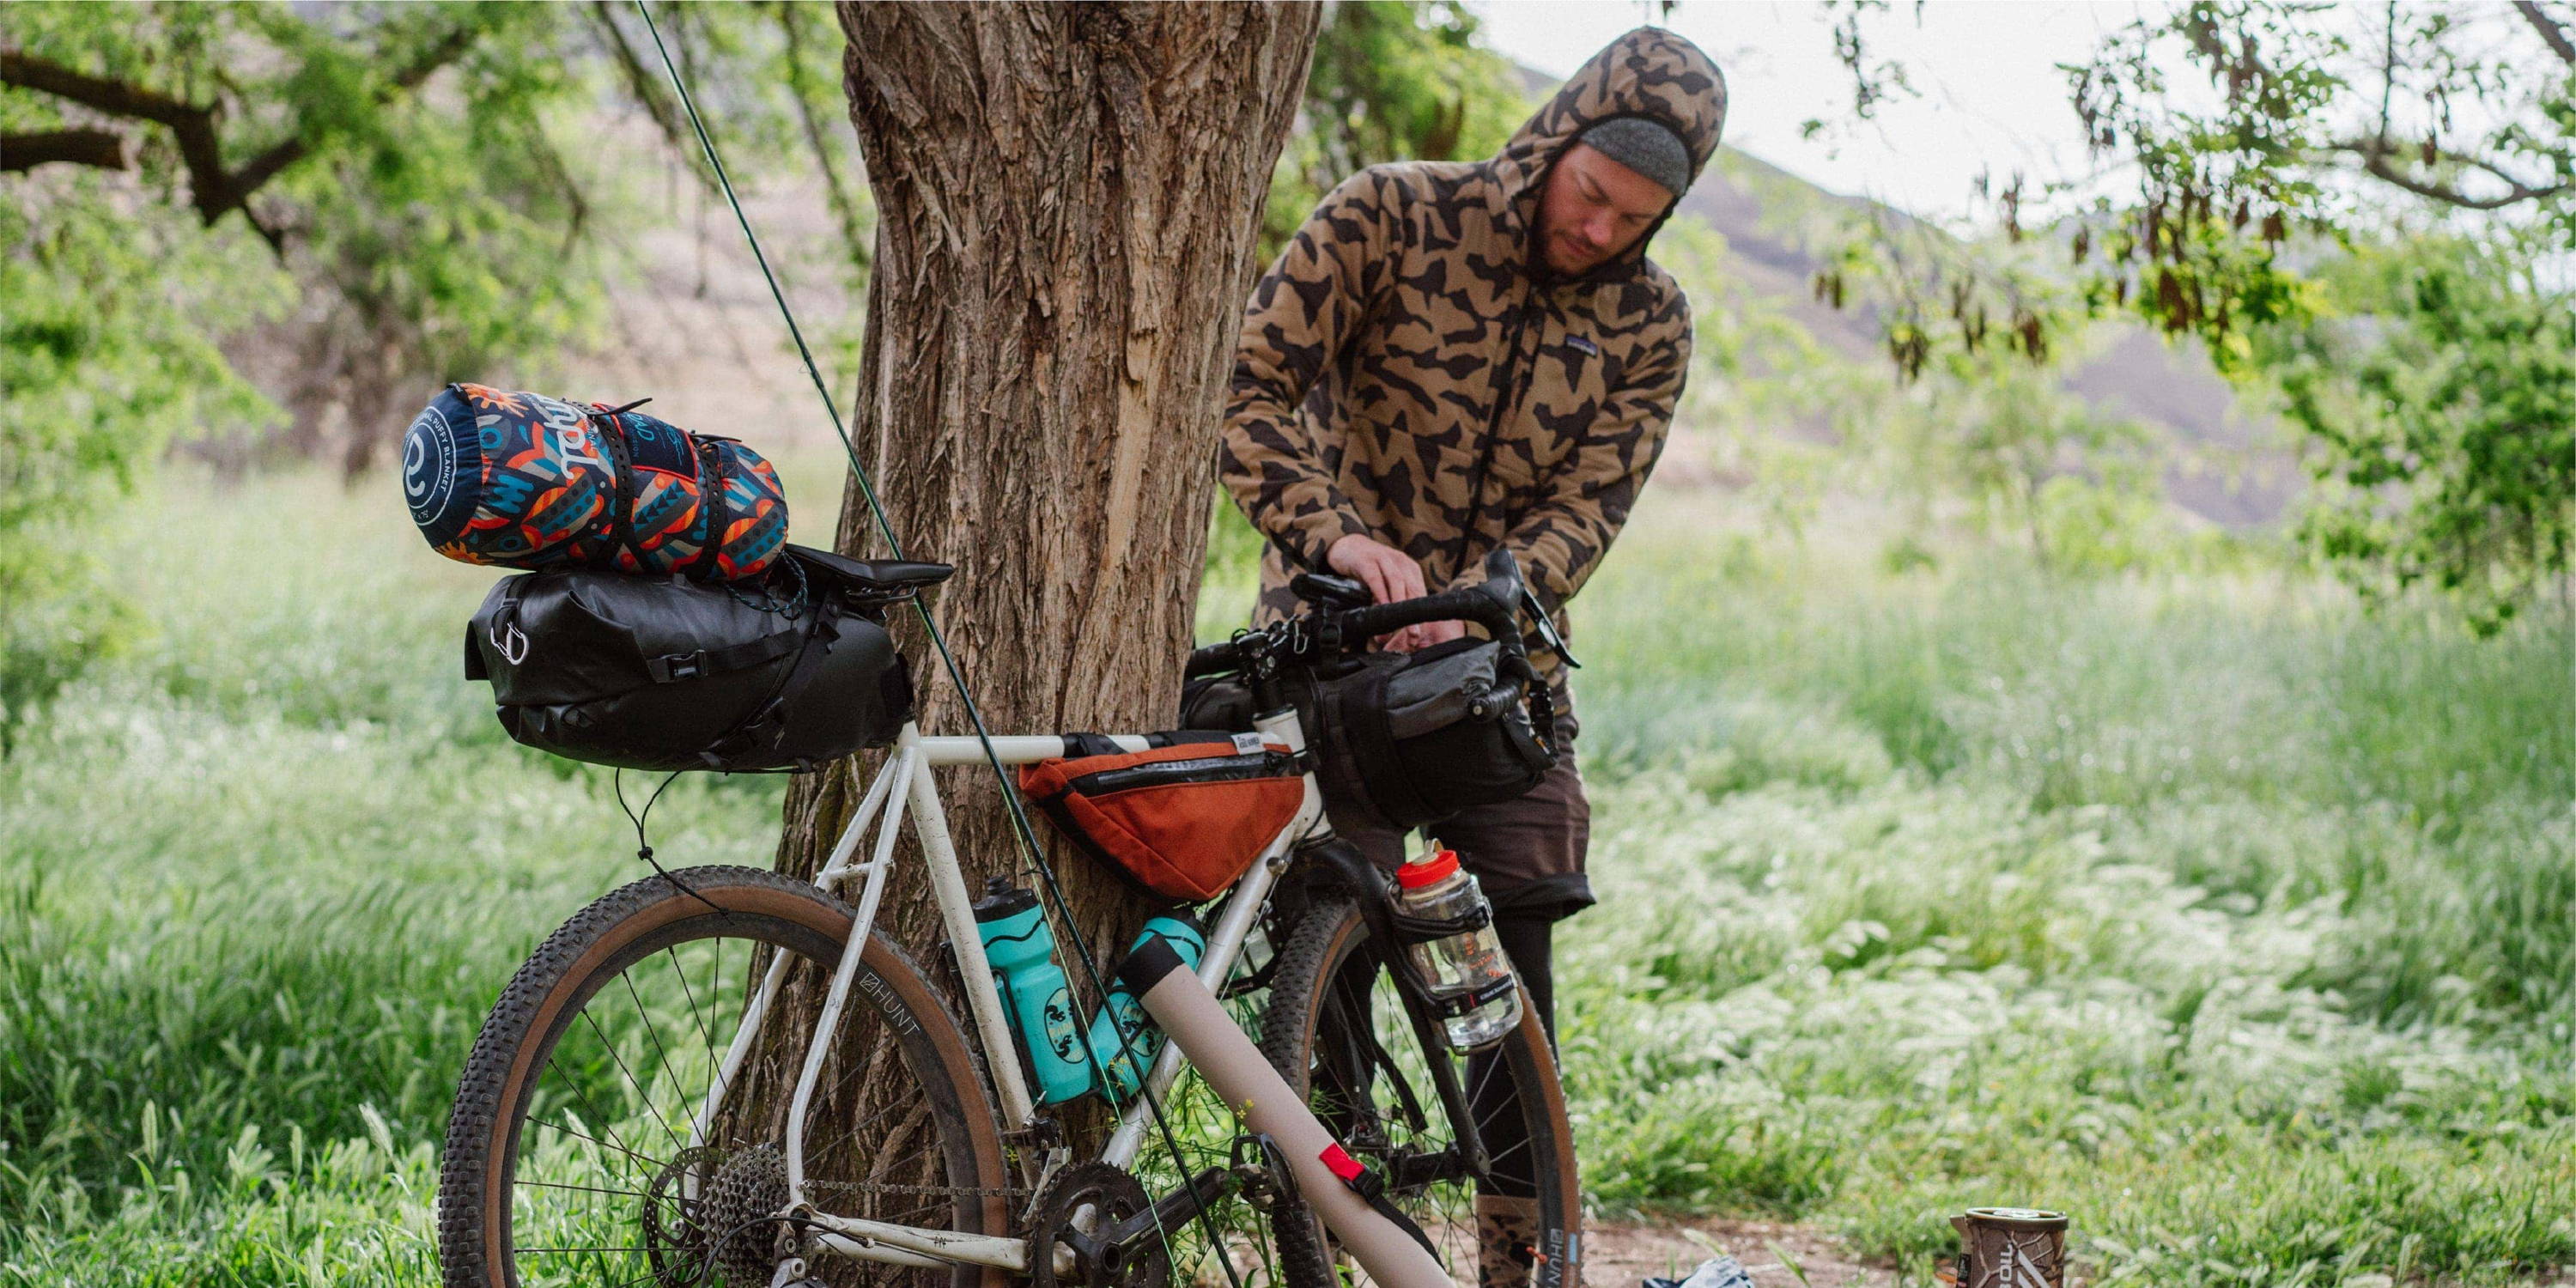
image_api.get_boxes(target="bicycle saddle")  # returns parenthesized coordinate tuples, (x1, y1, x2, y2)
(787, 544, 956, 592)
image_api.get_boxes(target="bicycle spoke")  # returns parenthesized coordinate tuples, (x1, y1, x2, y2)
(520, 1177, 654, 1200)
(619, 967, 696, 1144)
(526, 1109, 667, 1176)
(665, 942, 720, 1072)
(580, 1005, 687, 1154)
(536, 1054, 663, 1175)
(806, 1064, 934, 1162)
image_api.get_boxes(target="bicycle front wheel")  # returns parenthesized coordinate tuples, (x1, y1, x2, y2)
(437, 865, 1011, 1288)
(1258, 896, 1581, 1288)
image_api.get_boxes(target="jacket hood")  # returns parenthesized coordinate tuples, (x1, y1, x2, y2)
(1488, 26, 1728, 279)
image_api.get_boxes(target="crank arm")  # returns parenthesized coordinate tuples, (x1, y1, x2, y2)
(1097, 1165, 1241, 1252)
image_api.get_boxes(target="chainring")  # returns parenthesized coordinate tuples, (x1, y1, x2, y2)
(1028, 1160, 1169, 1288)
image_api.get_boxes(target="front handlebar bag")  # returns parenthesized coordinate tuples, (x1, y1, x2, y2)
(464, 548, 911, 772)
(1018, 735, 1305, 903)
(1187, 638, 1554, 832)
(405, 382, 788, 582)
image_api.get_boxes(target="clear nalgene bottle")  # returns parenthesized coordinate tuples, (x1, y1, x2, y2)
(1395, 849, 1522, 1049)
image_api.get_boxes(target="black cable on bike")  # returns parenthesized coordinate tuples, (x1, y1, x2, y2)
(615, 767, 724, 914)
(630, 9, 1242, 1283)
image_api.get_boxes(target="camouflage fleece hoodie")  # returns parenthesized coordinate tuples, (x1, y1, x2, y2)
(1219, 27, 1726, 696)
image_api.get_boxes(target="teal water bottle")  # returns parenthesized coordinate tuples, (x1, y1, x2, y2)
(972, 880, 1091, 1105)
(1086, 914, 1207, 1101)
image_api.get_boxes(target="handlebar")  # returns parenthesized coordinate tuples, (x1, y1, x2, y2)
(1185, 548, 1533, 681)
(1185, 639, 1242, 680)
(1185, 547, 1556, 756)
(1336, 580, 1515, 643)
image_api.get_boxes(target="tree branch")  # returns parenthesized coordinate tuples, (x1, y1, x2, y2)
(2, 50, 233, 217)
(2513, 1, 2576, 67)
(0, 51, 204, 130)
(774, 0, 871, 266)
(1, 127, 130, 173)
(0, 27, 476, 244)
(583, 2, 699, 165)
(2338, 133, 2571, 210)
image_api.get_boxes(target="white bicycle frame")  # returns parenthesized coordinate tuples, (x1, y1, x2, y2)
(683, 704, 1328, 1275)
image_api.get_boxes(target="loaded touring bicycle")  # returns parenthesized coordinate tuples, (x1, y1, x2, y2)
(434, 547, 1585, 1288)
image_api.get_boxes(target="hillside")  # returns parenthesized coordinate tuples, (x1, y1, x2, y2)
(546, 110, 2300, 532)
(1673, 145, 2298, 528)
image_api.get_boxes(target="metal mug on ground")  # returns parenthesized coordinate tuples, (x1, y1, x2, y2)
(1949, 1207, 2068, 1288)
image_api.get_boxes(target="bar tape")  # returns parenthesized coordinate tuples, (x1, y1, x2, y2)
(1319, 1142, 1439, 1257)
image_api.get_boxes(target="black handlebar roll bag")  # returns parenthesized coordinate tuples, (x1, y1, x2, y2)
(464, 546, 911, 772)
(1182, 637, 1553, 831)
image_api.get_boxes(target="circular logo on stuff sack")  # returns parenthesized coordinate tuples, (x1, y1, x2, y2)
(404, 404, 467, 538)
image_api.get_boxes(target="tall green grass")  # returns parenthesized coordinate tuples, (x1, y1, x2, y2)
(0, 473, 789, 1283)
(1, 475, 2569, 1285)
(1559, 495, 2575, 1284)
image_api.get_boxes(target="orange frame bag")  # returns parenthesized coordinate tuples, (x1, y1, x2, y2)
(1017, 733, 1306, 903)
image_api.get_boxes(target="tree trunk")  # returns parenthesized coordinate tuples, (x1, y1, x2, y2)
(747, 0, 1317, 1152)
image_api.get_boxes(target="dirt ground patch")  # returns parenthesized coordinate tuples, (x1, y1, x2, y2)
(1586, 1218, 1899, 1288)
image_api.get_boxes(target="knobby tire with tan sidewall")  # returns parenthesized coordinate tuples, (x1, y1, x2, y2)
(437, 865, 1012, 1288)
(1259, 896, 1582, 1288)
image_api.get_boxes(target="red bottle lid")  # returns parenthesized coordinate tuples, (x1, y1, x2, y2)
(1397, 848, 1461, 890)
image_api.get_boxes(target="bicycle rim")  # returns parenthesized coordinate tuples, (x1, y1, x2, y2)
(437, 866, 1009, 1288)
(1258, 896, 1581, 1288)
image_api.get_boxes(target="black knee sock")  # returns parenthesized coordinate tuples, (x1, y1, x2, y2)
(1493, 914, 1554, 1041)
(1471, 914, 1558, 1200)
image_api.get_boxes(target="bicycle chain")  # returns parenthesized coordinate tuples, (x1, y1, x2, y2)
(803, 1177, 1034, 1200)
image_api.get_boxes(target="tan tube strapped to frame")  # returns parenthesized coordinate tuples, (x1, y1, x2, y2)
(1116, 935, 1452, 1288)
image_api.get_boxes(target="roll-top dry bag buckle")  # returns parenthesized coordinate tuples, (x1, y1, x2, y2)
(647, 651, 707, 683)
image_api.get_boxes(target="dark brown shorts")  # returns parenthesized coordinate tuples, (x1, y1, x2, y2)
(1323, 733, 1595, 923)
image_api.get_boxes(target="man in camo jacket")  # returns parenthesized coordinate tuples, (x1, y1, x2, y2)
(1219, 25, 1724, 1282)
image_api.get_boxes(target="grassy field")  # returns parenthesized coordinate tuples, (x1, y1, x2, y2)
(2, 469, 2570, 1286)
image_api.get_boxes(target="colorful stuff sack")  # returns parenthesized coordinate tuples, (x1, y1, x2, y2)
(404, 382, 788, 581)
(1018, 733, 1306, 903)
(464, 544, 916, 772)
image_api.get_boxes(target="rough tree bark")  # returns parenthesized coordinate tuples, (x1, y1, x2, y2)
(741, 1, 1319, 1155)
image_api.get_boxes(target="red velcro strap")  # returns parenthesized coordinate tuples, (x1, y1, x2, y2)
(1319, 1142, 1364, 1184)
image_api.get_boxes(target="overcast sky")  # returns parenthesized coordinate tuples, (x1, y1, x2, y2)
(1467, 1, 2170, 225)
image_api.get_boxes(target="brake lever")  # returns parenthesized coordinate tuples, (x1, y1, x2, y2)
(1518, 586, 1581, 669)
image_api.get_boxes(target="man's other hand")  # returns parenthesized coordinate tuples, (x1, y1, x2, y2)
(1326, 534, 1461, 652)
(1327, 533, 1425, 605)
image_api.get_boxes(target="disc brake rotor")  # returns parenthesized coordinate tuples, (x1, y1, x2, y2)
(641, 1145, 724, 1287)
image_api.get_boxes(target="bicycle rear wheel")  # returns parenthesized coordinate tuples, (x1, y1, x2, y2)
(1258, 896, 1580, 1288)
(437, 865, 1011, 1288)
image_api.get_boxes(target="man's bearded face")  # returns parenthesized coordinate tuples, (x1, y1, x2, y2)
(1536, 142, 1674, 276)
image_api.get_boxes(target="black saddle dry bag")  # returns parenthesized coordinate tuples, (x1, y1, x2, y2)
(1184, 636, 1554, 831)
(465, 544, 911, 772)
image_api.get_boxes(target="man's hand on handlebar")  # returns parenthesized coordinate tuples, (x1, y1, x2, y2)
(1326, 533, 1461, 653)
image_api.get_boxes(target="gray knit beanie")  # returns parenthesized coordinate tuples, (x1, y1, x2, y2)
(1573, 118, 1692, 197)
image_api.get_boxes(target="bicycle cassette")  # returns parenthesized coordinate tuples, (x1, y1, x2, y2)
(1028, 1161, 1168, 1288)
